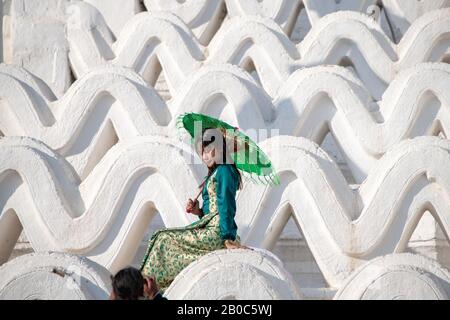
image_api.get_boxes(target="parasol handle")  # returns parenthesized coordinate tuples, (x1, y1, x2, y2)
(193, 186, 203, 202)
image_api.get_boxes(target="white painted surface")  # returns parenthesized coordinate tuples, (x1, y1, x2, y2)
(8, 0, 72, 97)
(335, 253, 450, 300)
(0, 252, 111, 300)
(1, 0, 450, 300)
(165, 248, 302, 300)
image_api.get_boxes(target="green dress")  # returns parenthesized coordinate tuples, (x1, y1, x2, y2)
(140, 164, 240, 289)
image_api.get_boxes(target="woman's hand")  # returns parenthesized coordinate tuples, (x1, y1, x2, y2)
(224, 239, 252, 250)
(186, 198, 202, 216)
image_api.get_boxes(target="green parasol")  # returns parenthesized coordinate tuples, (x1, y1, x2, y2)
(176, 112, 280, 187)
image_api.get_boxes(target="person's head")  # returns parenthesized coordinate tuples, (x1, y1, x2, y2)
(110, 267, 159, 300)
(196, 128, 242, 189)
(197, 128, 222, 168)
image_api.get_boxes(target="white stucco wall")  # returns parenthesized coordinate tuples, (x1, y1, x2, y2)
(2, 0, 450, 300)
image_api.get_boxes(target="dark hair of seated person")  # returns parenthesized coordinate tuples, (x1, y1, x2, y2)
(111, 267, 145, 300)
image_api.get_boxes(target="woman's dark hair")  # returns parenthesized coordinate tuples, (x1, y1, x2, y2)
(201, 128, 243, 190)
(111, 267, 144, 300)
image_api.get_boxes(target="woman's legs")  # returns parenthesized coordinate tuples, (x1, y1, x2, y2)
(140, 214, 224, 289)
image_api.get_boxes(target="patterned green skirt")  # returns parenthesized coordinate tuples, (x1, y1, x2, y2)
(140, 212, 227, 290)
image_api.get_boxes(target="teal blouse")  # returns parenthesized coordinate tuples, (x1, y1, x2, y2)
(200, 164, 239, 241)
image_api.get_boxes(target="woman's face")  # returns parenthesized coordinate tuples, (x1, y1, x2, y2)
(201, 145, 216, 168)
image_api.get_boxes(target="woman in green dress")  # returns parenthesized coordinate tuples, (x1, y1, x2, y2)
(140, 128, 246, 290)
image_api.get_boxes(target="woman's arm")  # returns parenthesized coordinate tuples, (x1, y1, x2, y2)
(216, 166, 251, 250)
(216, 165, 238, 241)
